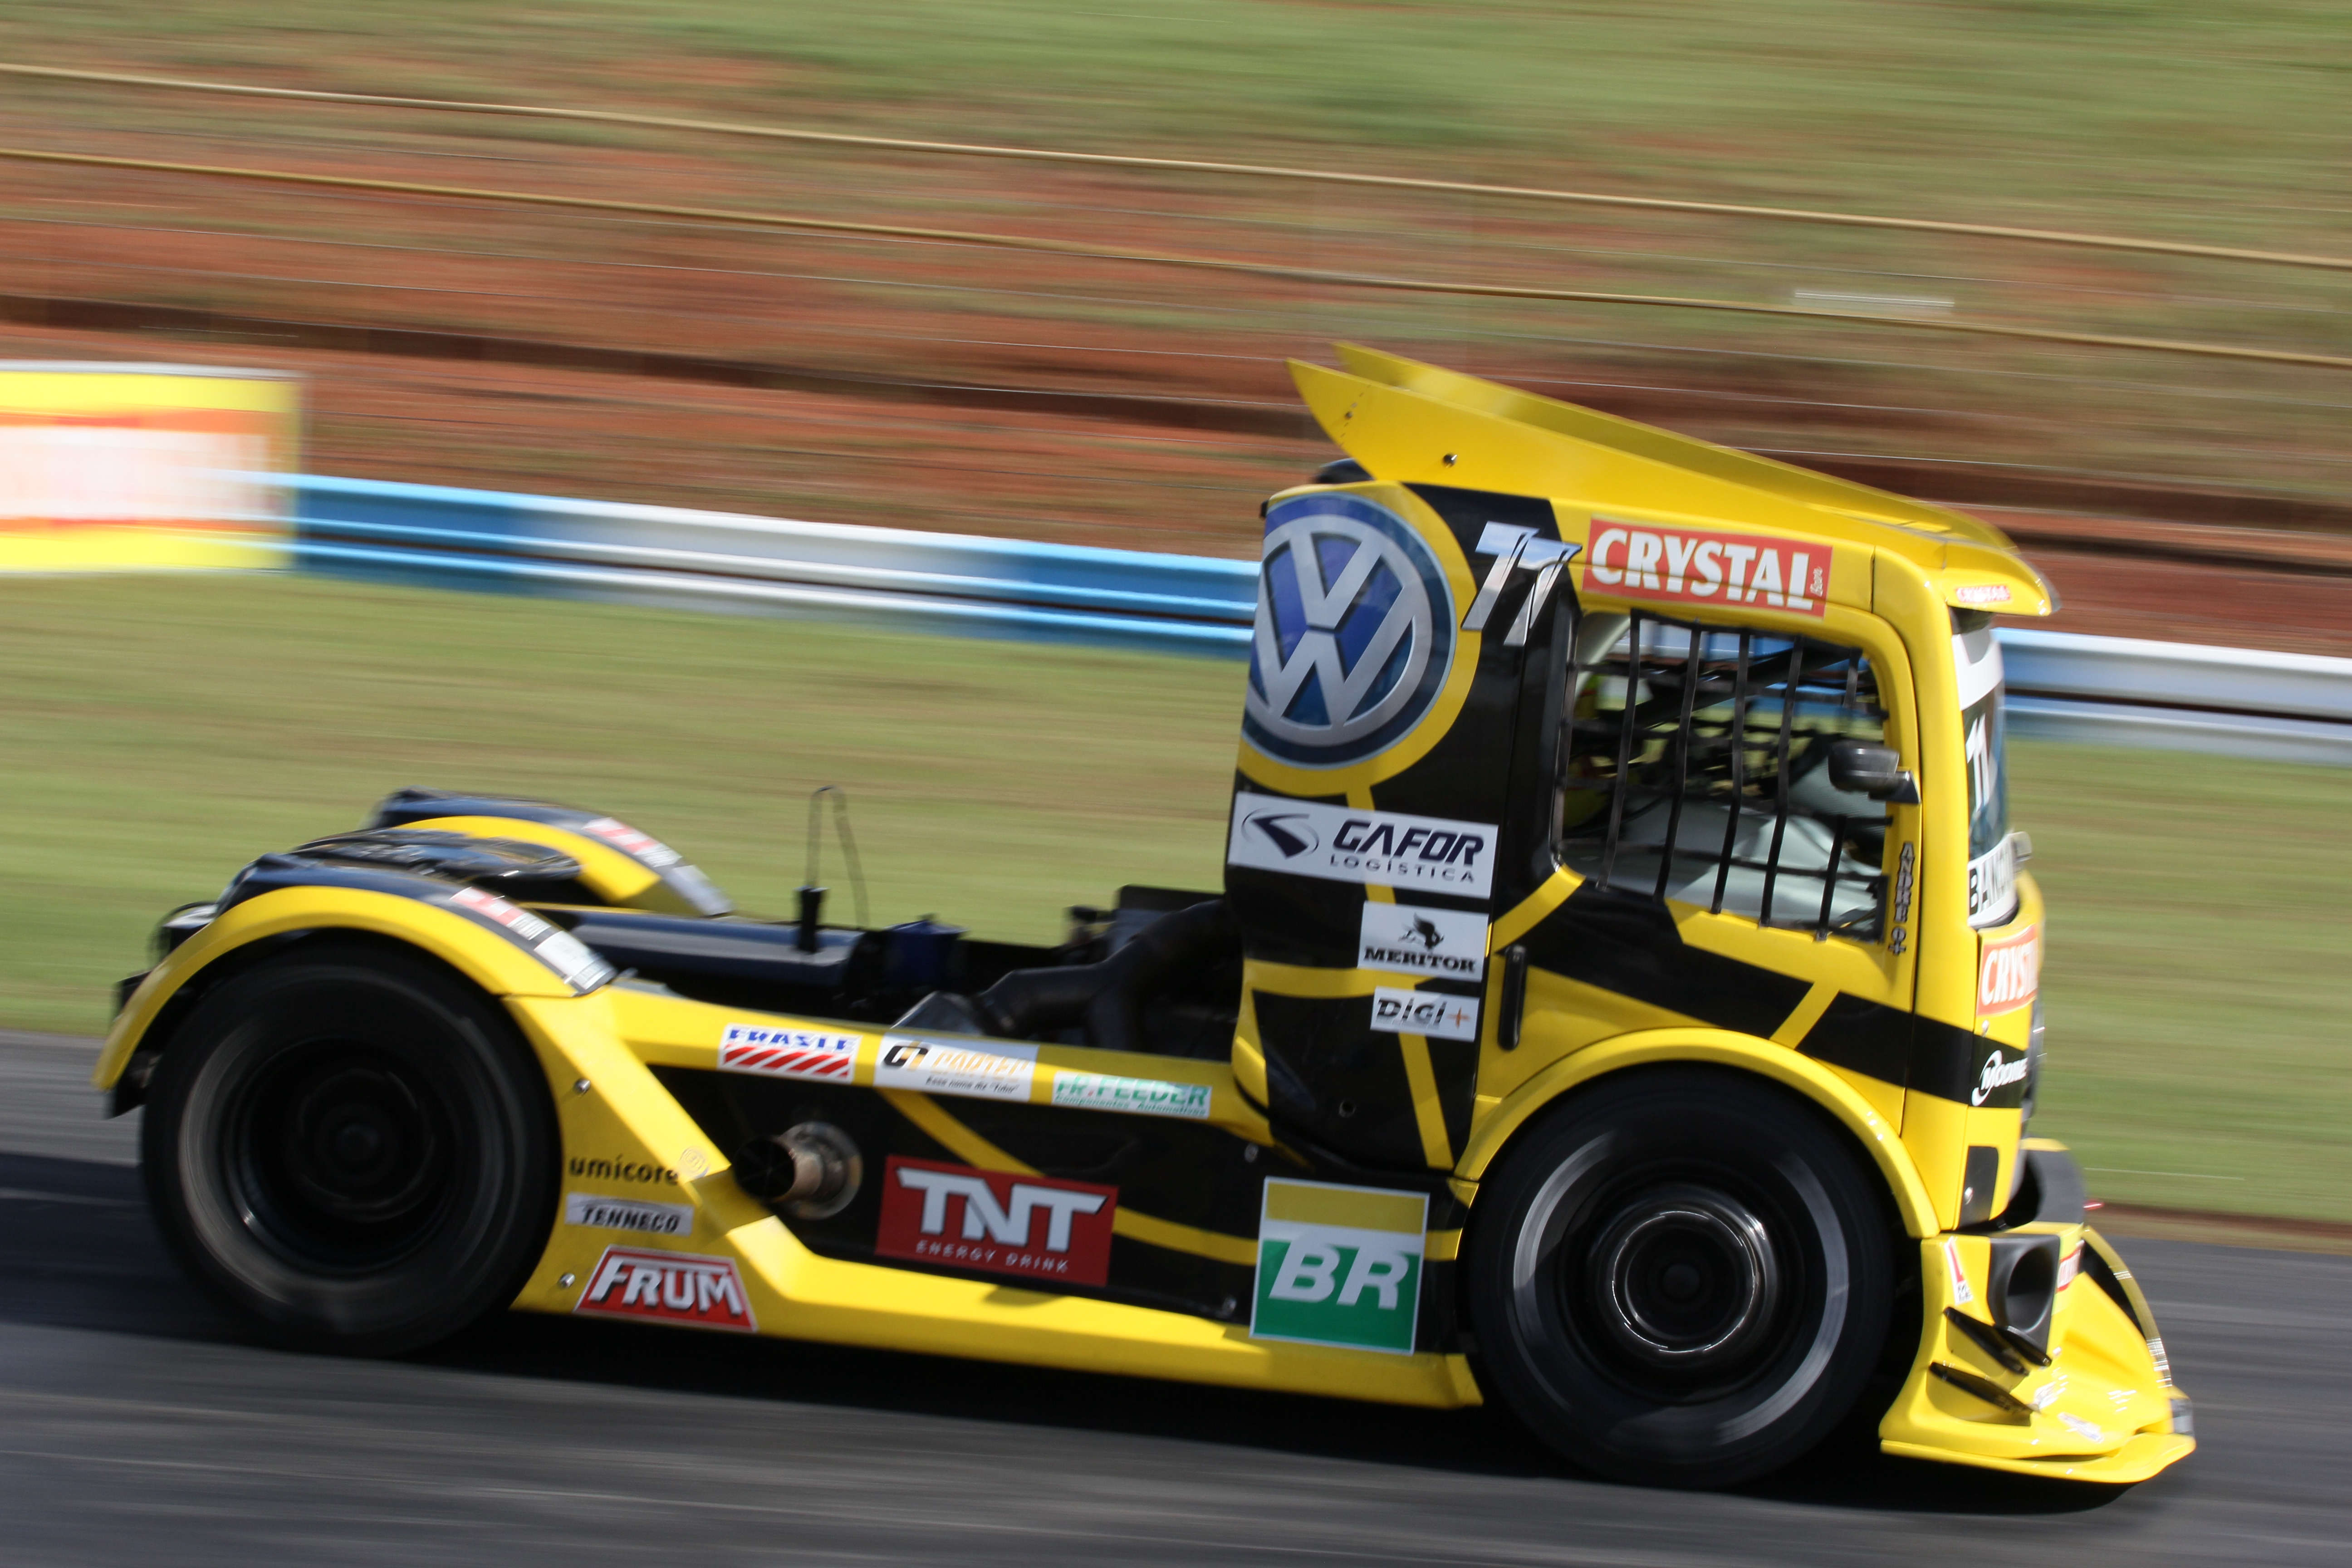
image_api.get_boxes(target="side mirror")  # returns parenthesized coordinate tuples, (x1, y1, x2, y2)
(1826, 740, 1920, 804)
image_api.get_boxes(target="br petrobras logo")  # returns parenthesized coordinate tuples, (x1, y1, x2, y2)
(1245, 493, 1455, 769)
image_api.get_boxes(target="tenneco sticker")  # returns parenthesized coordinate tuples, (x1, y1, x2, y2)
(565, 1192, 693, 1237)
(874, 1036, 1039, 1102)
(1585, 521, 1828, 617)
(1367, 987, 1481, 1043)
(1227, 792, 1496, 898)
(1977, 924, 2041, 1017)
(574, 1246, 755, 1332)
(876, 1156, 1117, 1286)
(1357, 902, 1487, 982)
(1252, 1178, 1428, 1355)
(718, 1023, 859, 1082)
(1243, 492, 1456, 770)
(1050, 1070, 1212, 1120)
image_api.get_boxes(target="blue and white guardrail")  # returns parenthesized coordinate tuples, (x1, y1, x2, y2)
(280, 474, 2352, 766)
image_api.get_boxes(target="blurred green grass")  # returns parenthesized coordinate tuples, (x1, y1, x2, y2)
(2010, 737, 2352, 1223)
(12, 0, 2349, 248)
(2, 573, 2344, 1219)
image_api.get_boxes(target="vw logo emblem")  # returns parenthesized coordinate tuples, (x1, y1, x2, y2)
(1243, 494, 1454, 768)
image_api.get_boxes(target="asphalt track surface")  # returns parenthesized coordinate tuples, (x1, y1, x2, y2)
(2, 1029, 2346, 1566)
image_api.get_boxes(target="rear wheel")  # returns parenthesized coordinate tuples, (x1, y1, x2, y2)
(1466, 1067, 1896, 1488)
(142, 941, 559, 1354)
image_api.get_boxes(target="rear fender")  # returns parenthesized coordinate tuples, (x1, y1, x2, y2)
(395, 815, 687, 913)
(94, 884, 583, 1092)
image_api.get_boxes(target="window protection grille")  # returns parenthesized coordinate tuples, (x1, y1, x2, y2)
(1557, 609, 1890, 940)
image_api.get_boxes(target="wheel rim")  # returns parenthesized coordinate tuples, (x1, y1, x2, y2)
(1517, 1154, 1813, 1406)
(1585, 1184, 1781, 1372)
(221, 1037, 458, 1270)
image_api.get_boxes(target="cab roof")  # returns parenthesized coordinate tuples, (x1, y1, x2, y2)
(1291, 345, 2054, 617)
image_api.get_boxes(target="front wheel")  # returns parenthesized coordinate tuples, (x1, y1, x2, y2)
(1466, 1067, 1897, 1488)
(142, 940, 559, 1354)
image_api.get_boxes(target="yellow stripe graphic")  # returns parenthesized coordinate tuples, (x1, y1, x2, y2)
(1264, 1178, 1425, 1234)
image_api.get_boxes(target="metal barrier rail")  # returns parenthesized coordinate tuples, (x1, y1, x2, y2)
(285, 474, 2352, 765)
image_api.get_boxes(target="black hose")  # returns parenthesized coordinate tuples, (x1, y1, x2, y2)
(976, 900, 1238, 1052)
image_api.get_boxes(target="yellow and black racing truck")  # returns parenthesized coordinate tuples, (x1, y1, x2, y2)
(96, 347, 2189, 1489)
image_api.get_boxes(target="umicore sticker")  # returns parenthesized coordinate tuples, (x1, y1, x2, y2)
(1357, 902, 1487, 981)
(1251, 1178, 1427, 1355)
(719, 1023, 859, 1082)
(1227, 792, 1495, 898)
(566, 1155, 678, 1186)
(1584, 522, 1827, 617)
(1367, 987, 1480, 1043)
(874, 1036, 1038, 1102)
(565, 1192, 693, 1237)
(1050, 1070, 1212, 1120)
(574, 1246, 755, 1332)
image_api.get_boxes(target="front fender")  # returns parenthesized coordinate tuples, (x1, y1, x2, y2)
(94, 884, 583, 1090)
(1455, 1027, 1940, 1239)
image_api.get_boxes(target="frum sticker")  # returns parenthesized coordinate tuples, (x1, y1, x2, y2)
(1251, 1178, 1427, 1355)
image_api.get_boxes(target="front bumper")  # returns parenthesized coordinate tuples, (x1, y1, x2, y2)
(1878, 1145, 2193, 1484)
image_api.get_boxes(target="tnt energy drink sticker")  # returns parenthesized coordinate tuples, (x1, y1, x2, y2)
(1251, 1178, 1427, 1355)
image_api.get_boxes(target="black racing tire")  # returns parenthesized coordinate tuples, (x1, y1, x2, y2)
(141, 939, 559, 1355)
(1466, 1066, 1896, 1489)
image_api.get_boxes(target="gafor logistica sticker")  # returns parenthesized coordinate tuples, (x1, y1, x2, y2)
(1250, 1177, 1428, 1355)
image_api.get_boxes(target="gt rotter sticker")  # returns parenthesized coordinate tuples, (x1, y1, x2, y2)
(876, 1157, 1117, 1286)
(1251, 1178, 1427, 1355)
(873, 1036, 1038, 1102)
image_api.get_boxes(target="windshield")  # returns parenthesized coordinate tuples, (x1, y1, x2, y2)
(1955, 617, 2016, 928)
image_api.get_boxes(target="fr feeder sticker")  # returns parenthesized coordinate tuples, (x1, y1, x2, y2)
(1251, 1178, 1428, 1355)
